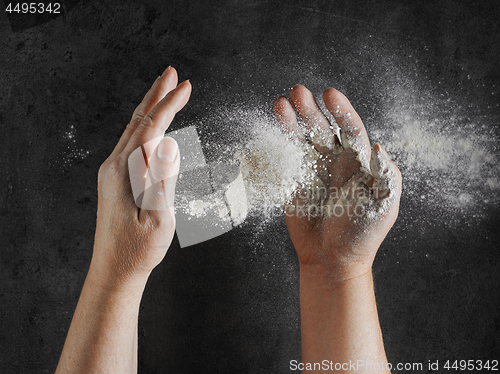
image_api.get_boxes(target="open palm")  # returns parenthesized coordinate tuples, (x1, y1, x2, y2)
(273, 85, 402, 280)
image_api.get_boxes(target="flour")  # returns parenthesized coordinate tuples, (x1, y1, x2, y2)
(234, 125, 314, 216)
(175, 87, 499, 231)
(371, 111, 500, 211)
(175, 112, 320, 222)
(171, 114, 314, 224)
(188, 198, 228, 219)
(178, 108, 398, 226)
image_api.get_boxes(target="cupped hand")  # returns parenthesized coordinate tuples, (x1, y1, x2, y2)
(273, 85, 402, 281)
(90, 67, 191, 286)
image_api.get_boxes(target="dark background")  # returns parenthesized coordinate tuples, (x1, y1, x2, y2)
(1, 0, 499, 373)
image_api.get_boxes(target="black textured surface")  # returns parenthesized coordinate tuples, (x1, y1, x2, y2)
(1, 1, 499, 373)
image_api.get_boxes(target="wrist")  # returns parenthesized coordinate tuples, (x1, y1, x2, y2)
(87, 258, 150, 300)
(299, 261, 373, 287)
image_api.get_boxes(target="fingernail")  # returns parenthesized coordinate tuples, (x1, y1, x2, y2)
(332, 135, 344, 155)
(161, 66, 171, 77)
(378, 143, 391, 160)
(340, 131, 353, 149)
(158, 136, 178, 162)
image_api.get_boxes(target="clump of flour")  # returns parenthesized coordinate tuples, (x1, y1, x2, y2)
(234, 125, 315, 217)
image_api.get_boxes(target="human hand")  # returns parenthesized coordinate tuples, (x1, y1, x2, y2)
(90, 67, 191, 288)
(273, 85, 401, 282)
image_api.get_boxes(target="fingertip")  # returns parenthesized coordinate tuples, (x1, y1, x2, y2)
(273, 96, 305, 142)
(178, 79, 192, 94)
(148, 137, 180, 183)
(323, 87, 348, 109)
(273, 96, 291, 113)
(150, 67, 178, 103)
(178, 80, 192, 104)
(165, 79, 192, 109)
(161, 65, 174, 76)
(289, 85, 322, 116)
(290, 84, 309, 96)
(159, 66, 177, 84)
(323, 87, 337, 96)
(274, 95, 289, 104)
(289, 84, 310, 99)
(371, 143, 402, 194)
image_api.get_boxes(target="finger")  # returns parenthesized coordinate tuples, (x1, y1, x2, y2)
(111, 67, 178, 158)
(323, 88, 371, 169)
(122, 80, 191, 159)
(139, 136, 180, 216)
(273, 96, 306, 143)
(289, 85, 340, 154)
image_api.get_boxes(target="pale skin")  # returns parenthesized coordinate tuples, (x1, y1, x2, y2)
(55, 66, 191, 373)
(55, 69, 401, 373)
(273, 85, 402, 373)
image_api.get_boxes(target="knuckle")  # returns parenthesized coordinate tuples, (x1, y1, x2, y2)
(99, 156, 125, 183)
(131, 110, 146, 123)
(127, 111, 146, 131)
(142, 112, 155, 127)
(98, 159, 109, 177)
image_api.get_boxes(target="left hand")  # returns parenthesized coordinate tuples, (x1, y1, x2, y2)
(90, 67, 191, 287)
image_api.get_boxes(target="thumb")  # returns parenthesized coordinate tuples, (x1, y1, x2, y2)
(139, 136, 180, 215)
(370, 143, 401, 201)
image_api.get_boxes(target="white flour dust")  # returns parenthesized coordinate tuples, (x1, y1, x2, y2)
(180, 107, 400, 229)
(61, 124, 90, 167)
(180, 93, 499, 231)
(180, 111, 320, 223)
(371, 109, 500, 212)
(234, 124, 314, 216)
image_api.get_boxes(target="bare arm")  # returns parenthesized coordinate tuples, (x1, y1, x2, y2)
(55, 268, 146, 373)
(56, 67, 191, 373)
(299, 269, 389, 373)
(275, 86, 401, 373)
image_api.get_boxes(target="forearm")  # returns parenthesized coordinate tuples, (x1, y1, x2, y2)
(56, 263, 148, 374)
(299, 265, 390, 373)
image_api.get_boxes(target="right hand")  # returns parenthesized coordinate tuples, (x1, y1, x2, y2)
(273, 85, 402, 282)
